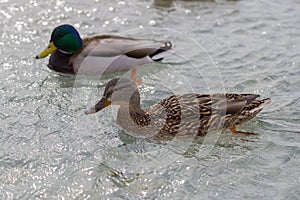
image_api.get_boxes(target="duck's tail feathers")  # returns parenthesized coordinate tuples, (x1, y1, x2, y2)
(250, 98, 271, 113)
(150, 41, 173, 61)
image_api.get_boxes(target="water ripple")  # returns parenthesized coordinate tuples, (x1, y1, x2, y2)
(0, 0, 299, 199)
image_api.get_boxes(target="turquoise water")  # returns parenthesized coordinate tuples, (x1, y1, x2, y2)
(0, 0, 299, 199)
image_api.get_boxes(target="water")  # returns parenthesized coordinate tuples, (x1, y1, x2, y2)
(0, 0, 299, 199)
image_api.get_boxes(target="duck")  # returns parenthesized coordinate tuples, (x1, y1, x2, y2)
(35, 24, 172, 79)
(85, 77, 271, 140)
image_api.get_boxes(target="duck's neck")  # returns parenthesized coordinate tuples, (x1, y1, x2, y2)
(129, 105, 150, 126)
(117, 90, 151, 127)
(117, 105, 151, 128)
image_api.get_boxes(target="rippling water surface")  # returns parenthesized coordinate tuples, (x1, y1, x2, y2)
(0, 0, 299, 199)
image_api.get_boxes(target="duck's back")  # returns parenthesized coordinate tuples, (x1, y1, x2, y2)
(71, 35, 172, 74)
(148, 93, 270, 137)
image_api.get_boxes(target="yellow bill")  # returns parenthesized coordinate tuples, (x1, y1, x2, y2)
(36, 42, 57, 59)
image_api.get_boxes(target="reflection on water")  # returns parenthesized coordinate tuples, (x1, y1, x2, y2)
(0, 0, 299, 199)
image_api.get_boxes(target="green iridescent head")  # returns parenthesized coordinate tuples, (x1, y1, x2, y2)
(36, 24, 83, 59)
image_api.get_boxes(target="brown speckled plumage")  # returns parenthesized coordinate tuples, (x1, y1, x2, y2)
(86, 78, 271, 139)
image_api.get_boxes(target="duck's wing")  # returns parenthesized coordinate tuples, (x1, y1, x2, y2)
(147, 93, 270, 137)
(153, 94, 238, 136)
(200, 93, 271, 116)
(209, 94, 260, 115)
(71, 35, 172, 74)
(156, 94, 265, 117)
(78, 35, 172, 59)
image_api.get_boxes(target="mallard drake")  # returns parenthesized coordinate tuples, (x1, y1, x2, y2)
(85, 77, 271, 139)
(35, 24, 172, 77)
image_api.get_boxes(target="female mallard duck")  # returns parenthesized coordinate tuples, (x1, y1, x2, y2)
(35, 24, 172, 77)
(85, 77, 271, 139)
